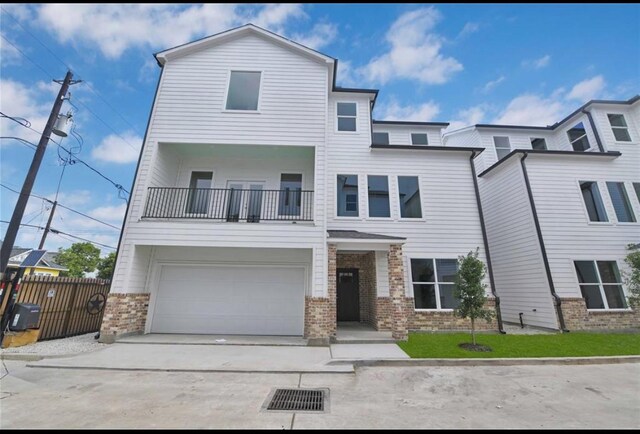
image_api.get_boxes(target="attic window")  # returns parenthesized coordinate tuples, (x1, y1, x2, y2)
(567, 122, 591, 152)
(226, 71, 261, 111)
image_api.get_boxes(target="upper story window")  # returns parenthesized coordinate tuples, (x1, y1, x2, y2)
(574, 260, 627, 309)
(367, 175, 390, 218)
(337, 102, 357, 132)
(607, 114, 632, 142)
(493, 136, 511, 160)
(606, 182, 636, 223)
(579, 181, 608, 222)
(337, 174, 359, 217)
(225, 71, 261, 111)
(411, 133, 429, 145)
(567, 122, 591, 151)
(530, 137, 547, 150)
(372, 132, 390, 145)
(397, 176, 422, 218)
(633, 183, 640, 204)
(411, 258, 459, 309)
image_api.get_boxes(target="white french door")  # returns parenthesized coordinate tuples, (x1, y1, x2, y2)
(226, 180, 265, 222)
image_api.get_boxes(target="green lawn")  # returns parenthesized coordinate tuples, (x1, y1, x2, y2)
(398, 332, 640, 358)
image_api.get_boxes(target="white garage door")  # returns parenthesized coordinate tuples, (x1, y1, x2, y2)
(151, 265, 305, 335)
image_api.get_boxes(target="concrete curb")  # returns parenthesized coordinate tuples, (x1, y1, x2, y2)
(24, 364, 355, 375)
(1, 354, 45, 362)
(328, 355, 640, 367)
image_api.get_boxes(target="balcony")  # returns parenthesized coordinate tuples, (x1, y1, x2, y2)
(142, 187, 314, 222)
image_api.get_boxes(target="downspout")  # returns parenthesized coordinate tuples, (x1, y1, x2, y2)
(582, 109, 605, 152)
(520, 153, 568, 332)
(469, 151, 505, 333)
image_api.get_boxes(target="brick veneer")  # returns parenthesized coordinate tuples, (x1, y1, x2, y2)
(406, 297, 499, 331)
(376, 297, 393, 330)
(560, 297, 640, 330)
(304, 296, 333, 343)
(99, 293, 150, 343)
(388, 244, 408, 340)
(336, 252, 377, 327)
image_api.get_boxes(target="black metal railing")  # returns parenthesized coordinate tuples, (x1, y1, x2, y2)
(142, 187, 314, 222)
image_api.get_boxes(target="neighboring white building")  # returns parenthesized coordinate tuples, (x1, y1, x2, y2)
(445, 97, 640, 330)
(100, 24, 500, 343)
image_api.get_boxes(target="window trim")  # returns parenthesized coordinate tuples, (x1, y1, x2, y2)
(607, 113, 633, 143)
(410, 257, 459, 311)
(573, 259, 629, 311)
(410, 132, 429, 146)
(396, 175, 425, 221)
(493, 136, 511, 160)
(567, 122, 592, 152)
(372, 131, 390, 145)
(633, 182, 640, 205)
(577, 180, 609, 224)
(606, 181, 637, 224)
(335, 173, 361, 219)
(335, 101, 358, 134)
(222, 69, 264, 113)
(366, 174, 392, 220)
(529, 137, 548, 151)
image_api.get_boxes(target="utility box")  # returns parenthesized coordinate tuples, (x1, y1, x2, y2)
(9, 303, 41, 331)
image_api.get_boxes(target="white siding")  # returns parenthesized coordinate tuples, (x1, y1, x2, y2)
(372, 124, 444, 146)
(327, 94, 492, 298)
(478, 158, 557, 329)
(475, 129, 556, 173)
(589, 104, 640, 150)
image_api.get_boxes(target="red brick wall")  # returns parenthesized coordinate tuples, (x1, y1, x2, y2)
(560, 297, 640, 330)
(99, 293, 150, 343)
(405, 297, 499, 331)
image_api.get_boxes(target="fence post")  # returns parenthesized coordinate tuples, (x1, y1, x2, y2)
(61, 280, 79, 337)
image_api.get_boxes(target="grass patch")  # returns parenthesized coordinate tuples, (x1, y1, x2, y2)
(398, 332, 640, 358)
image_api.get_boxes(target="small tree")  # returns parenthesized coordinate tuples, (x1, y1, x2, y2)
(624, 243, 640, 308)
(56, 242, 101, 277)
(96, 252, 117, 280)
(454, 248, 494, 345)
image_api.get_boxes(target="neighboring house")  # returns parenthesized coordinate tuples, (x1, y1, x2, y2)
(7, 247, 68, 276)
(444, 97, 640, 331)
(100, 24, 500, 343)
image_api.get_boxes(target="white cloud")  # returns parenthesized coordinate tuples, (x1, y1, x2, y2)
(292, 22, 338, 50)
(336, 60, 358, 87)
(493, 94, 567, 126)
(0, 31, 22, 65)
(446, 105, 487, 132)
(522, 54, 551, 69)
(376, 100, 440, 122)
(0, 79, 51, 143)
(457, 22, 480, 39)
(358, 7, 463, 85)
(91, 131, 142, 164)
(567, 75, 606, 102)
(89, 203, 127, 223)
(481, 75, 505, 93)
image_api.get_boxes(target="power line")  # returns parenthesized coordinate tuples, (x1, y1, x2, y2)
(0, 136, 37, 150)
(0, 220, 117, 250)
(0, 183, 122, 231)
(0, 34, 54, 80)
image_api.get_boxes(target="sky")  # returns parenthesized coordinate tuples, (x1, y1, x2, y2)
(1, 3, 639, 258)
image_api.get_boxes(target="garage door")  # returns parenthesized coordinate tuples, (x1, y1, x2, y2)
(151, 265, 305, 335)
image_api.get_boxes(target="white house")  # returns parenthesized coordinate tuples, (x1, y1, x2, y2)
(100, 24, 500, 343)
(444, 97, 640, 330)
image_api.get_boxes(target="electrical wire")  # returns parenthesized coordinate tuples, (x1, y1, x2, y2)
(0, 34, 54, 80)
(0, 136, 37, 150)
(0, 220, 117, 250)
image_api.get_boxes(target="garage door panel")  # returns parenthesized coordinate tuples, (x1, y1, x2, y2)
(151, 265, 305, 335)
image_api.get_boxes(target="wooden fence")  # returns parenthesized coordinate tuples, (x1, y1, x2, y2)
(11, 275, 111, 341)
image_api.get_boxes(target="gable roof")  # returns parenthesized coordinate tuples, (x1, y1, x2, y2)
(8, 248, 68, 271)
(155, 23, 335, 66)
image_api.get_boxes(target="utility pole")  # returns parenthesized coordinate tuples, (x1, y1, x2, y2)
(37, 200, 57, 250)
(0, 71, 74, 279)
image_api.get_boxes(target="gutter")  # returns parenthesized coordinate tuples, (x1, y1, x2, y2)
(469, 151, 505, 334)
(520, 153, 568, 332)
(582, 109, 605, 152)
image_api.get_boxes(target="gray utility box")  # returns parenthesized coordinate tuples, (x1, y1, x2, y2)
(9, 303, 41, 331)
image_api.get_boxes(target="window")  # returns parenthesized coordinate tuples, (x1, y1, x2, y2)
(411, 133, 429, 145)
(367, 175, 390, 218)
(574, 260, 627, 309)
(567, 122, 591, 151)
(225, 71, 261, 110)
(608, 114, 632, 142)
(397, 176, 422, 218)
(337, 102, 357, 132)
(337, 174, 359, 217)
(493, 136, 511, 160)
(372, 132, 389, 145)
(411, 258, 459, 309)
(187, 171, 213, 214)
(580, 181, 608, 222)
(530, 137, 547, 150)
(278, 174, 302, 216)
(634, 183, 640, 203)
(606, 182, 636, 222)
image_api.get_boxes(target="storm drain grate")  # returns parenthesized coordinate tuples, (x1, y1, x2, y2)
(266, 388, 325, 412)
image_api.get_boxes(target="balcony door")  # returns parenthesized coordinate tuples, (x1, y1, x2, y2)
(187, 171, 213, 215)
(226, 180, 265, 222)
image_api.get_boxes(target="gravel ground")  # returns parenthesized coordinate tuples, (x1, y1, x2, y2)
(0, 332, 105, 356)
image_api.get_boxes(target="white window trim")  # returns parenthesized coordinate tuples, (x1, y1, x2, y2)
(335, 173, 361, 219)
(606, 180, 638, 224)
(567, 122, 593, 152)
(335, 101, 358, 134)
(493, 136, 511, 160)
(577, 180, 611, 225)
(409, 257, 458, 311)
(365, 174, 393, 220)
(222, 69, 263, 113)
(607, 113, 634, 144)
(396, 175, 425, 221)
(574, 259, 630, 311)
(529, 136, 548, 151)
(410, 132, 429, 146)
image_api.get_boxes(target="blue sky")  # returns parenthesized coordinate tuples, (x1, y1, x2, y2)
(1, 4, 639, 256)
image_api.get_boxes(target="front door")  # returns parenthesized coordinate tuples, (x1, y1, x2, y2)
(226, 181, 265, 222)
(337, 268, 359, 321)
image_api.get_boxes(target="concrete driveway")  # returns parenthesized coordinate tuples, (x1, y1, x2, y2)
(1, 360, 638, 429)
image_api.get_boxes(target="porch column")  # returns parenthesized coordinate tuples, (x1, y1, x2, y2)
(388, 243, 408, 341)
(327, 243, 338, 337)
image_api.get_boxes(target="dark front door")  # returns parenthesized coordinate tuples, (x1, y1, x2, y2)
(337, 268, 359, 321)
